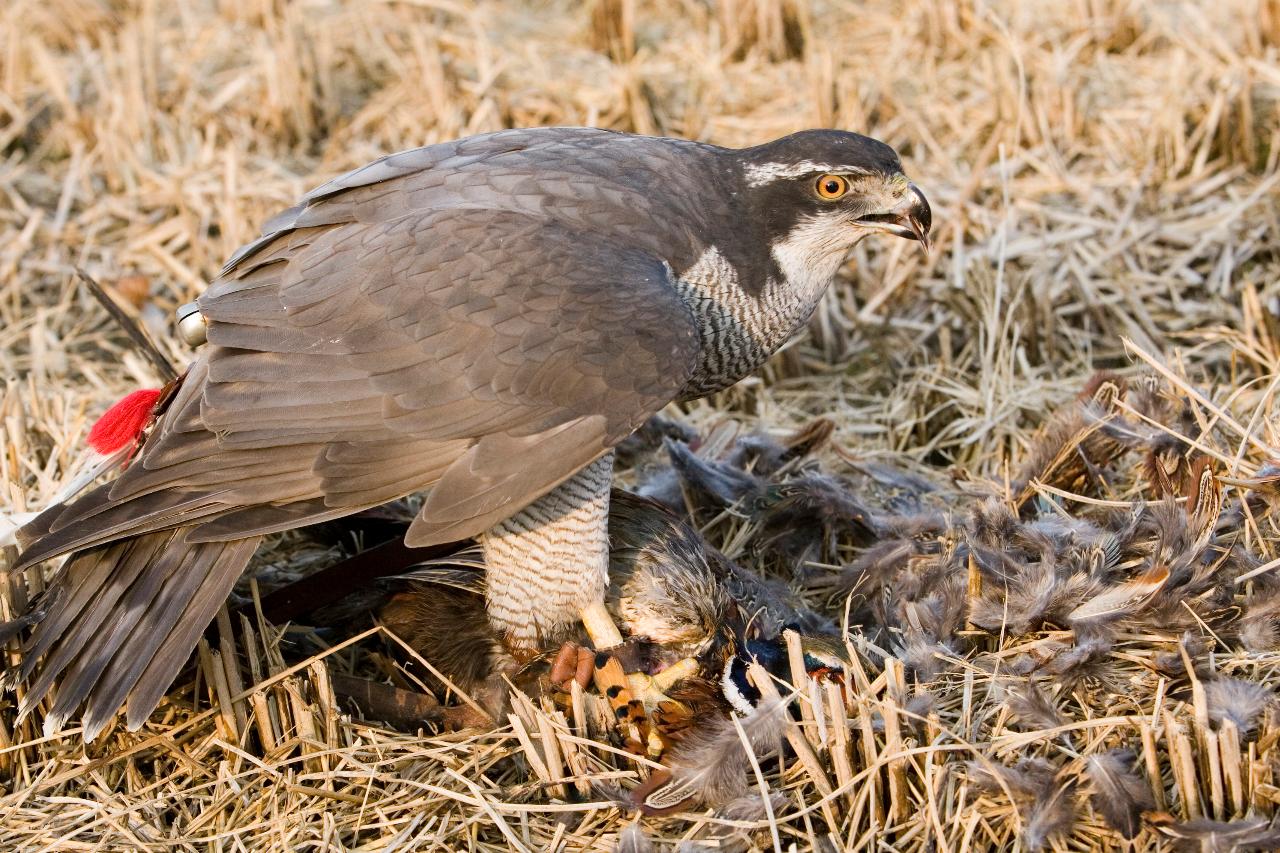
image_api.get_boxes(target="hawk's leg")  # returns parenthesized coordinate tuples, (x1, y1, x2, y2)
(479, 453, 692, 753)
(479, 452, 616, 649)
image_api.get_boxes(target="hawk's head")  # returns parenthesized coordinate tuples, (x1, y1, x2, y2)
(735, 129, 931, 277)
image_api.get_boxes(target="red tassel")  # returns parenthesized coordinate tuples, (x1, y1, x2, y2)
(87, 388, 163, 455)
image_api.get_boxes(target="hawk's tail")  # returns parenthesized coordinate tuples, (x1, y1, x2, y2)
(5, 527, 260, 740)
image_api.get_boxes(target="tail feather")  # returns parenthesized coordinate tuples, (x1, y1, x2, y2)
(34, 533, 188, 728)
(20, 534, 171, 696)
(20, 536, 151, 672)
(13, 527, 260, 739)
(14, 501, 67, 550)
(15, 487, 234, 571)
(120, 536, 259, 734)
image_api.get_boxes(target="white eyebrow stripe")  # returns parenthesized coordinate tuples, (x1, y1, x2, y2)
(743, 160, 871, 187)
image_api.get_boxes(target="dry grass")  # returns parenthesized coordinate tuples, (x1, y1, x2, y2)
(1, 0, 1279, 849)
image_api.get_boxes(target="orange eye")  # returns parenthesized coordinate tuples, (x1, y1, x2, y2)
(815, 174, 849, 200)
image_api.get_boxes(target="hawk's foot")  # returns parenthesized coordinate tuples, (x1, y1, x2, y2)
(572, 601, 702, 755)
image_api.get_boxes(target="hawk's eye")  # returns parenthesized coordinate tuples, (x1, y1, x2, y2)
(814, 174, 849, 200)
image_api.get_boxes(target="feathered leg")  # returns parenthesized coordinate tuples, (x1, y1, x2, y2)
(479, 453, 615, 648)
(478, 452, 692, 751)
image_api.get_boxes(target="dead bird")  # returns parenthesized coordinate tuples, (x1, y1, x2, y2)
(381, 491, 839, 691)
(378, 583, 523, 726)
(605, 490, 836, 652)
(382, 491, 843, 721)
(658, 436, 880, 565)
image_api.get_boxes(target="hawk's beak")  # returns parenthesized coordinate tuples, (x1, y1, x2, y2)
(854, 183, 932, 254)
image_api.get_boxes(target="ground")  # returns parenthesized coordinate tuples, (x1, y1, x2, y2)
(1, 0, 1279, 850)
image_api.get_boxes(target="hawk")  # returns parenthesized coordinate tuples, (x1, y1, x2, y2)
(8, 127, 930, 738)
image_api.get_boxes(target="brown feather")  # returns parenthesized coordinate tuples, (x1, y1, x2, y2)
(1185, 456, 1222, 548)
(1010, 372, 1130, 511)
(966, 758, 1077, 851)
(16, 529, 260, 739)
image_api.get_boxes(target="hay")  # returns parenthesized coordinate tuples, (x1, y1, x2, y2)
(1, 0, 1279, 849)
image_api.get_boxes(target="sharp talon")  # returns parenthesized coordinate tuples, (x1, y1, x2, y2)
(652, 700, 684, 728)
(626, 670, 691, 717)
(574, 605, 695, 757)
(651, 657, 698, 691)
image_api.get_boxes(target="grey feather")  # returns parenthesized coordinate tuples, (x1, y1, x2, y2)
(1159, 816, 1280, 852)
(16, 529, 260, 740)
(1004, 680, 1067, 731)
(638, 698, 787, 812)
(614, 826, 654, 853)
(1205, 677, 1275, 733)
(1085, 749, 1155, 839)
(966, 758, 1077, 852)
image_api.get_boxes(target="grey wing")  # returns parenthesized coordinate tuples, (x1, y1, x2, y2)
(18, 204, 700, 564)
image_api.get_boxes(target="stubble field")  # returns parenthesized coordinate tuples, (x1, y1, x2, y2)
(2, 0, 1279, 850)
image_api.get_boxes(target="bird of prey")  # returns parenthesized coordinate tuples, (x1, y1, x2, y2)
(7, 126, 930, 739)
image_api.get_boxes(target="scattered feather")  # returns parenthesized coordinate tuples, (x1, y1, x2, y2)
(1085, 749, 1156, 839)
(1240, 593, 1280, 651)
(633, 699, 787, 814)
(714, 791, 789, 821)
(1004, 680, 1067, 731)
(1158, 816, 1280, 852)
(1205, 677, 1275, 733)
(966, 758, 1077, 851)
(1009, 371, 1129, 511)
(1068, 564, 1170, 625)
(614, 825, 654, 853)
(664, 438, 767, 508)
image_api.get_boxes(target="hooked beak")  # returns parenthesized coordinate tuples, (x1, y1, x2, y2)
(854, 182, 932, 254)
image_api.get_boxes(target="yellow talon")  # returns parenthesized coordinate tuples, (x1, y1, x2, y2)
(626, 657, 697, 712)
(578, 604, 700, 757)
(652, 657, 699, 691)
(580, 600, 625, 649)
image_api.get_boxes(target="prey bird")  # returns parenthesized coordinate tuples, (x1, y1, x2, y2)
(7, 126, 930, 739)
(383, 491, 847, 809)
(382, 491, 844, 714)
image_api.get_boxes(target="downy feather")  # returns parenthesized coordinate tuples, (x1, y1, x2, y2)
(1085, 748, 1156, 839)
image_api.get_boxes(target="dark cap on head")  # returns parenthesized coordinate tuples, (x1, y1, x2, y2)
(742, 129, 905, 177)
